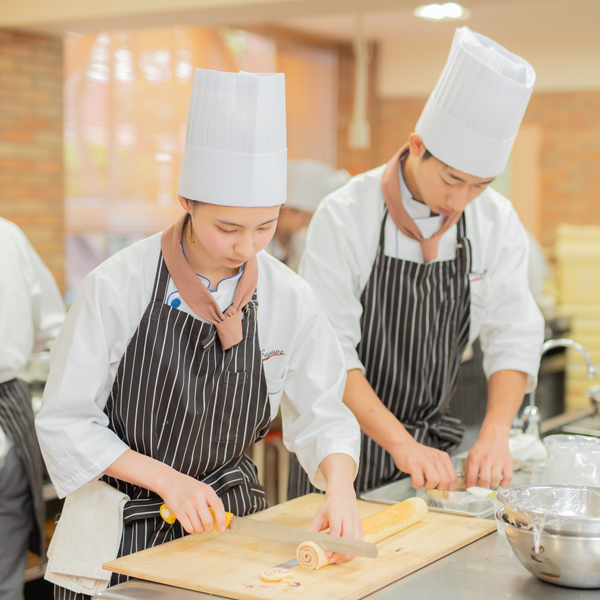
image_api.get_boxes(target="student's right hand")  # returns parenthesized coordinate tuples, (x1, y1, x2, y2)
(391, 438, 457, 491)
(157, 472, 227, 535)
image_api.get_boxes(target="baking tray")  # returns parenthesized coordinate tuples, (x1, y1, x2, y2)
(360, 477, 495, 519)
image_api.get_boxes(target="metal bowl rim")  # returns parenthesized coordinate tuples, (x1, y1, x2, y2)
(496, 485, 600, 524)
(496, 507, 600, 541)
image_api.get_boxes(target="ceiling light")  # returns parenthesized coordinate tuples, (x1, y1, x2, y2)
(414, 3, 470, 21)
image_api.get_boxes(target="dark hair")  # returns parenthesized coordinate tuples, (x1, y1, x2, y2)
(422, 149, 433, 160)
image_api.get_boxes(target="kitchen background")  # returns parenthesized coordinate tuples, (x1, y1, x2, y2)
(1, 0, 599, 595)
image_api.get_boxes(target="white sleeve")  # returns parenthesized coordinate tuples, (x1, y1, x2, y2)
(479, 211, 545, 393)
(279, 284, 361, 490)
(35, 271, 131, 498)
(24, 239, 66, 352)
(300, 200, 370, 373)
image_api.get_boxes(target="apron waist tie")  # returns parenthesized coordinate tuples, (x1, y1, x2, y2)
(122, 497, 165, 525)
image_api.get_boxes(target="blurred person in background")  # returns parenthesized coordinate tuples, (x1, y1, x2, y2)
(0, 217, 65, 600)
(267, 160, 350, 272)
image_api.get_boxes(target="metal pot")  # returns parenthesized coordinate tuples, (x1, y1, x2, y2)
(498, 508, 600, 589)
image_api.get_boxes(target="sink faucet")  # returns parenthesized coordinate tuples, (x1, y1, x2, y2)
(522, 338, 596, 438)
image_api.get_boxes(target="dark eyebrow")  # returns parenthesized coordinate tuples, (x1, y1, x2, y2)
(448, 173, 465, 183)
(448, 173, 495, 185)
(216, 218, 278, 227)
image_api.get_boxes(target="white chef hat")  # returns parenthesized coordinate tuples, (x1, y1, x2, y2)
(178, 69, 287, 207)
(415, 27, 535, 178)
(286, 160, 351, 212)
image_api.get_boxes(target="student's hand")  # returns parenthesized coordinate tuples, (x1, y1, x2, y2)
(307, 485, 363, 565)
(391, 438, 457, 491)
(157, 472, 226, 535)
(464, 425, 512, 489)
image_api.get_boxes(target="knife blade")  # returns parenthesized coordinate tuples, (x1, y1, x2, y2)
(228, 515, 379, 558)
(159, 504, 378, 558)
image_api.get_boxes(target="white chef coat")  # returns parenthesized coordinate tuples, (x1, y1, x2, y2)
(0, 218, 65, 461)
(299, 163, 544, 394)
(36, 233, 360, 499)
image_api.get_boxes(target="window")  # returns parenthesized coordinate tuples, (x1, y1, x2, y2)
(64, 27, 338, 300)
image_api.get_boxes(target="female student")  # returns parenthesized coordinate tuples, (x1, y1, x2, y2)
(36, 69, 362, 599)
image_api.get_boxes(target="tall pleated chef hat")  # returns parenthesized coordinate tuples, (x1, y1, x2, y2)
(178, 69, 287, 207)
(286, 160, 351, 212)
(415, 27, 536, 178)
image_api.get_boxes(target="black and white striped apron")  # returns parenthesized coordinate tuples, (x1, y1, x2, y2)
(289, 210, 471, 497)
(0, 378, 45, 558)
(56, 255, 271, 600)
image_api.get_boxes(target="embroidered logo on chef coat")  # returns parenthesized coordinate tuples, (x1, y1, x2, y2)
(261, 349, 285, 362)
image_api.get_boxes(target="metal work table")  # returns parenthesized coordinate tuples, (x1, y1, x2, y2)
(97, 530, 596, 600)
(98, 410, 600, 600)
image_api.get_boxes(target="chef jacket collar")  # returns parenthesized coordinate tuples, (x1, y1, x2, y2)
(397, 153, 443, 221)
(180, 238, 244, 293)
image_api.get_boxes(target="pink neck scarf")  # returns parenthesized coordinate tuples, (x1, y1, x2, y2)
(160, 214, 258, 350)
(381, 144, 463, 263)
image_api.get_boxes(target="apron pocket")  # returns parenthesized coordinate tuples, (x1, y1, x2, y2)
(213, 371, 248, 444)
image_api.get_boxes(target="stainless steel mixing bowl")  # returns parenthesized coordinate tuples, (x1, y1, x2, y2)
(496, 485, 600, 536)
(498, 508, 600, 589)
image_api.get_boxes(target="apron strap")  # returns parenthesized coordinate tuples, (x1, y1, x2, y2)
(150, 253, 171, 304)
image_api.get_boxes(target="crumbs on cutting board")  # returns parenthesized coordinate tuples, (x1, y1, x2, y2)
(243, 570, 303, 594)
(261, 568, 294, 582)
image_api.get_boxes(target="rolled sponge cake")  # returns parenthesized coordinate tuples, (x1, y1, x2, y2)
(362, 497, 428, 544)
(296, 497, 428, 569)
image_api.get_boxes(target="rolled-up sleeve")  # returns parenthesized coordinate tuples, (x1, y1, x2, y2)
(479, 211, 544, 393)
(35, 272, 131, 498)
(279, 284, 361, 490)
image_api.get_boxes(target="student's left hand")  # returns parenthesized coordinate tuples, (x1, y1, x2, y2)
(464, 424, 512, 489)
(307, 485, 363, 565)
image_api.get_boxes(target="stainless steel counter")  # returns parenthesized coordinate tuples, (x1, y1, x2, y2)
(98, 412, 600, 600)
(368, 532, 597, 600)
(96, 531, 597, 600)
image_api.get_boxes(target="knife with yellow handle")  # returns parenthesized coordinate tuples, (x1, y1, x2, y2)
(159, 504, 378, 558)
(159, 504, 233, 527)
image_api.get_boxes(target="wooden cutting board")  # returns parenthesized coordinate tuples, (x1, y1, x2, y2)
(104, 494, 496, 600)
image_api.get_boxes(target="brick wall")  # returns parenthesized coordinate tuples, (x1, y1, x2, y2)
(525, 92, 600, 248)
(337, 51, 600, 250)
(0, 30, 64, 292)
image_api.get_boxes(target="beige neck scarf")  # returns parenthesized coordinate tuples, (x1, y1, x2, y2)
(160, 214, 258, 350)
(381, 144, 463, 263)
